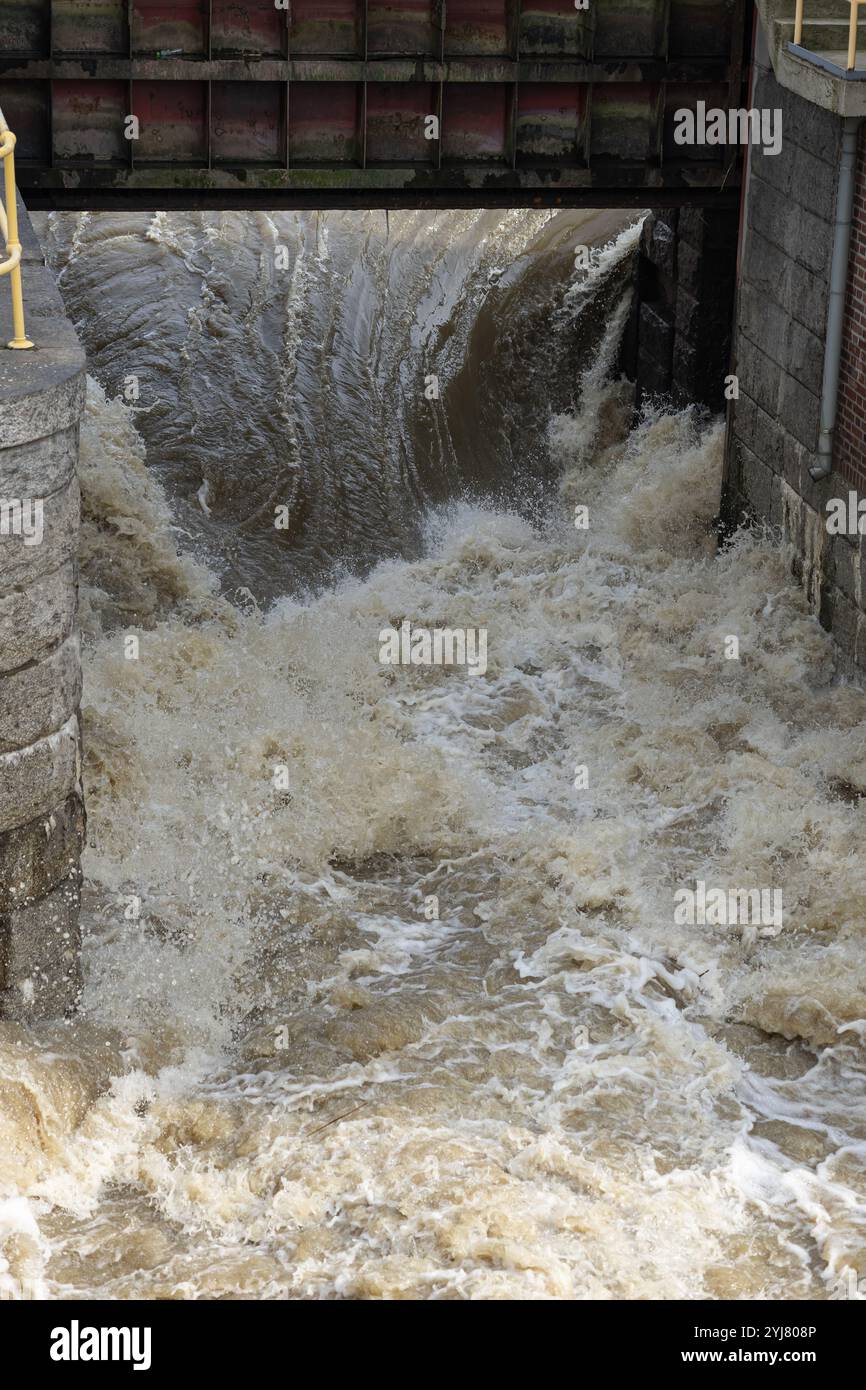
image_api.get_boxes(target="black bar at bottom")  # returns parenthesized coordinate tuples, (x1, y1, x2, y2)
(5, 1295, 859, 1375)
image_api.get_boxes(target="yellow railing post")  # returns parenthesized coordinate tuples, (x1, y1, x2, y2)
(796, 0, 863, 72)
(848, 0, 862, 71)
(0, 106, 32, 350)
(3, 148, 31, 350)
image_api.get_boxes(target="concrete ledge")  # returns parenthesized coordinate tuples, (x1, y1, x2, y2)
(759, 0, 866, 117)
(0, 195, 86, 449)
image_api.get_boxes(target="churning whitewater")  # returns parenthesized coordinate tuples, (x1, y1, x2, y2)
(1, 209, 865, 1300)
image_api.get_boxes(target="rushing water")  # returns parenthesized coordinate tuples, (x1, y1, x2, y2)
(1, 208, 865, 1301)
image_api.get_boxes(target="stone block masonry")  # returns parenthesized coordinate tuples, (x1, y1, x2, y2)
(0, 196, 86, 1020)
(621, 205, 740, 415)
(723, 56, 840, 513)
(835, 125, 866, 492)
(623, 13, 866, 673)
(722, 30, 866, 672)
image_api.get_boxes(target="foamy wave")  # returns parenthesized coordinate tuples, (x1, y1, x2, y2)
(4, 208, 865, 1301)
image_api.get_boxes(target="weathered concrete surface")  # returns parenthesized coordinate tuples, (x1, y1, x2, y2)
(0, 208, 85, 447)
(0, 193, 86, 1020)
(757, 0, 866, 119)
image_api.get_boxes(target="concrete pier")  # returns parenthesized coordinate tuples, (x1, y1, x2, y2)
(0, 199, 85, 1020)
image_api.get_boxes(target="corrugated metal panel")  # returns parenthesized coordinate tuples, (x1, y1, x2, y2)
(594, 0, 667, 59)
(212, 81, 282, 161)
(53, 78, 127, 160)
(52, 1, 128, 55)
(134, 80, 207, 160)
(290, 83, 360, 163)
(589, 84, 662, 164)
(367, 2, 438, 56)
(132, 1, 208, 56)
(663, 82, 730, 158)
(366, 83, 437, 162)
(290, 1, 361, 55)
(519, 1, 593, 57)
(211, 2, 285, 57)
(444, 0, 510, 56)
(0, 79, 50, 158)
(442, 84, 509, 162)
(516, 83, 587, 165)
(669, 0, 736, 56)
(0, 1, 48, 54)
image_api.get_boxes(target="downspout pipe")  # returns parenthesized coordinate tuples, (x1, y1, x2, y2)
(810, 117, 863, 481)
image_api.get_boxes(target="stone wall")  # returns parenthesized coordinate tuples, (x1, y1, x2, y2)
(622, 204, 740, 415)
(0, 199, 85, 1020)
(834, 124, 866, 491)
(722, 37, 866, 670)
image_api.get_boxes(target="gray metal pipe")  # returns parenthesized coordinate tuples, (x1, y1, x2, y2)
(810, 117, 864, 481)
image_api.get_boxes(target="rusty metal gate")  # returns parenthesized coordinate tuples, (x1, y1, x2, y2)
(0, 1, 750, 208)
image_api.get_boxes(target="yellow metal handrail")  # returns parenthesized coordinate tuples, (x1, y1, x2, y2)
(794, 0, 865, 72)
(0, 106, 32, 349)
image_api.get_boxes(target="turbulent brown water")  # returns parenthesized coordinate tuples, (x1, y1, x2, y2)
(1, 209, 865, 1301)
